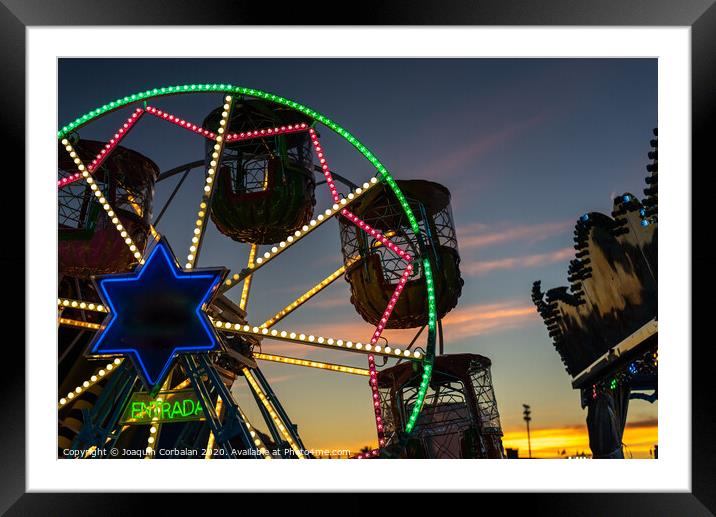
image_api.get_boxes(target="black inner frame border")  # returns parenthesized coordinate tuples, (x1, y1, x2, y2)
(3, 0, 714, 513)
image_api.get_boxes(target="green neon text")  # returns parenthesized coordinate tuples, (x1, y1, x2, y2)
(130, 399, 204, 421)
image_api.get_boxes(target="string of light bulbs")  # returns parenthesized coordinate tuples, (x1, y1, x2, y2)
(57, 299, 108, 313)
(259, 258, 358, 329)
(185, 95, 234, 269)
(238, 244, 258, 311)
(242, 367, 305, 459)
(145, 105, 216, 139)
(212, 319, 423, 361)
(58, 358, 123, 409)
(60, 139, 145, 263)
(57, 317, 102, 331)
(253, 352, 370, 376)
(57, 108, 144, 189)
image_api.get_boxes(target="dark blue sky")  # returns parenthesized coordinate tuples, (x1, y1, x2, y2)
(59, 58, 657, 451)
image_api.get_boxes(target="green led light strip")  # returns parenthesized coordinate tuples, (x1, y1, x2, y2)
(57, 83, 437, 440)
(405, 259, 437, 433)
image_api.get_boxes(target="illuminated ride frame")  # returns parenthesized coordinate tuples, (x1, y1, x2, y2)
(56, 84, 440, 460)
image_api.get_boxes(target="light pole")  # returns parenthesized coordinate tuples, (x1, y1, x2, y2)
(523, 404, 532, 459)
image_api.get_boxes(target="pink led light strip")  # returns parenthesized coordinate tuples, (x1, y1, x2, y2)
(308, 129, 411, 262)
(340, 208, 413, 263)
(58, 110, 309, 189)
(368, 354, 386, 448)
(225, 123, 309, 142)
(57, 108, 144, 188)
(309, 127, 416, 454)
(362, 265, 414, 451)
(57, 172, 80, 188)
(145, 106, 216, 139)
(308, 128, 341, 201)
(369, 264, 414, 345)
(146, 108, 308, 142)
(356, 448, 380, 459)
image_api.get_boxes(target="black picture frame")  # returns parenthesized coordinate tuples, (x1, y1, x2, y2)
(4, 1, 713, 513)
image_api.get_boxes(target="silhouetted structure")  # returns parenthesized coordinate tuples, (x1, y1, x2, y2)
(532, 129, 658, 459)
(523, 404, 532, 458)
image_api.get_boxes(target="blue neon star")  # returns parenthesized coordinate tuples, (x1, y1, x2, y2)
(87, 238, 226, 389)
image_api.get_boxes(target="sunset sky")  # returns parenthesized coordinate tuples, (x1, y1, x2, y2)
(59, 58, 658, 458)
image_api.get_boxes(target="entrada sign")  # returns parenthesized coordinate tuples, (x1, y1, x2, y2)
(120, 389, 205, 425)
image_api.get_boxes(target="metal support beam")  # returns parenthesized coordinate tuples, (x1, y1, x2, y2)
(70, 361, 138, 455)
(181, 354, 260, 458)
(239, 244, 258, 312)
(247, 380, 285, 457)
(252, 366, 307, 452)
(242, 367, 306, 458)
(153, 168, 190, 228)
(253, 352, 369, 376)
(260, 259, 356, 329)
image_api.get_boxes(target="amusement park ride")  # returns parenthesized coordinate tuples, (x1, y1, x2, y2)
(57, 84, 505, 459)
(532, 129, 658, 458)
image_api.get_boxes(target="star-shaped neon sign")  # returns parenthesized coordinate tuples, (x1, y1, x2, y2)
(87, 238, 226, 390)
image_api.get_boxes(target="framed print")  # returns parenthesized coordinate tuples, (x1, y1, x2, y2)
(3, 0, 714, 513)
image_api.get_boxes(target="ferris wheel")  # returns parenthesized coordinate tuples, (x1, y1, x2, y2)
(56, 84, 470, 459)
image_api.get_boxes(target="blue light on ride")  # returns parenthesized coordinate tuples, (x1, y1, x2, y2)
(86, 238, 226, 390)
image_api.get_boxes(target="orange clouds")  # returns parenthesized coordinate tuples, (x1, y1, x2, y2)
(254, 299, 540, 355)
(454, 217, 574, 276)
(413, 111, 550, 180)
(441, 301, 539, 340)
(502, 421, 658, 459)
(458, 220, 571, 250)
(463, 247, 574, 276)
